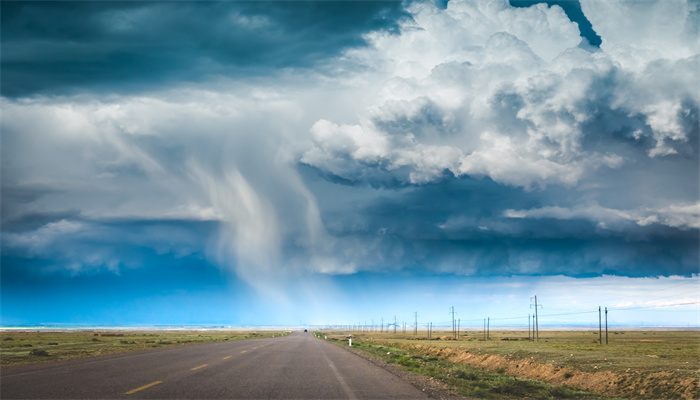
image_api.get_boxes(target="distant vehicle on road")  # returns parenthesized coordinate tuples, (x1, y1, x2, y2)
(304, 329, 308, 332)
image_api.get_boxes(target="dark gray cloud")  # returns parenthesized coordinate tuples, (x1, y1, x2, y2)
(1, 208, 217, 276)
(1, 1, 408, 97)
(1, 0, 697, 294)
(301, 168, 699, 277)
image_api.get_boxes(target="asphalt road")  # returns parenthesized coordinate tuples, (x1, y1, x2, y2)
(1, 332, 430, 399)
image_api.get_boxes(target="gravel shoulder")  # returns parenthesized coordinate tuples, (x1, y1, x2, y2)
(331, 340, 471, 400)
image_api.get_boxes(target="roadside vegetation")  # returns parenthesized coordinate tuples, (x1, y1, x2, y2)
(0, 330, 287, 366)
(316, 330, 698, 400)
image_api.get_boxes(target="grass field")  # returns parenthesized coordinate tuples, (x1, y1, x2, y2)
(0, 330, 287, 366)
(317, 330, 699, 400)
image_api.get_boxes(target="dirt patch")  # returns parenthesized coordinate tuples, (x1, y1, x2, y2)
(409, 345, 697, 400)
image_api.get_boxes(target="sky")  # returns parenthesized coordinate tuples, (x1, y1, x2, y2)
(1, 0, 698, 329)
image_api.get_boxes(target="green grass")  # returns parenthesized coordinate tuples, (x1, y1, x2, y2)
(0, 330, 289, 366)
(326, 337, 611, 399)
(319, 330, 699, 399)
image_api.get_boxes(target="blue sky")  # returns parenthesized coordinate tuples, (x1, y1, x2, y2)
(2, 0, 698, 328)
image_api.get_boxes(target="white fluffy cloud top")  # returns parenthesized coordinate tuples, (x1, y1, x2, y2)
(303, 0, 698, 186)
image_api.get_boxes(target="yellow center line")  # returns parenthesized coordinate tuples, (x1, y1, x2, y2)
(252, 347, 258, 349)
(125, 381, 162, 395)
(191, 364, 208, 371)
(222, 356, 232, 359)
(241, 350, 247, 353)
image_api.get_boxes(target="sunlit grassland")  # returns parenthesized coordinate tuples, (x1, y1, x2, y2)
(316, 330, 699, 399)
(0, 330, 287, 366)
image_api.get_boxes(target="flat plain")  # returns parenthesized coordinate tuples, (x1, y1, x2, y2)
(0, 330, 285, 366)
(1, 332, 428, 399)
(2, 329, 697, 399)
(319, 329, 699, 399)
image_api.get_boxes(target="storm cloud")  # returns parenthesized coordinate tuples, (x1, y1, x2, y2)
(1, 0, 698, 298)
(300, 0, 699, 277)
(1, 1, 407, 97)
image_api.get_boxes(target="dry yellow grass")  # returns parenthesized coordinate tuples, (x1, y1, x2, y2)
(0, 330, 286, 366)
(327, 330, 699, 399)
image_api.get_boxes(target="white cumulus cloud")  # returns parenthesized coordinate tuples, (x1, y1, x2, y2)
(303, 0, 699, 188)
(504, 202, 700, 230)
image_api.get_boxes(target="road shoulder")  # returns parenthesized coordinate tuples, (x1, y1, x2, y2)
(326, 338, 470, 400)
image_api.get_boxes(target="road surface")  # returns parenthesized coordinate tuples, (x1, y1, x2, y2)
(1, 332, 430, 399)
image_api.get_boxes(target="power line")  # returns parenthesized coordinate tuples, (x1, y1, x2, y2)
(414, 312, 418, 336)
(431, 301, 699, 325)
(530, 296, 541, 341)
(348, 301, 699, 332)
(540, 310, 599, 318)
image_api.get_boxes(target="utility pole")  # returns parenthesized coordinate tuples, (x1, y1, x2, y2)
(598, 306, 602, 345)
(605, 307, 609, 345)
(530, 296, 542, 341)
(483, 318, 486, 340)
(414, 312, 418, 336)
(528, 314, 531, 341)
(450, 307, 456, 339)
(381, 317, 384, 333)
(457, 319, 460, 339)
